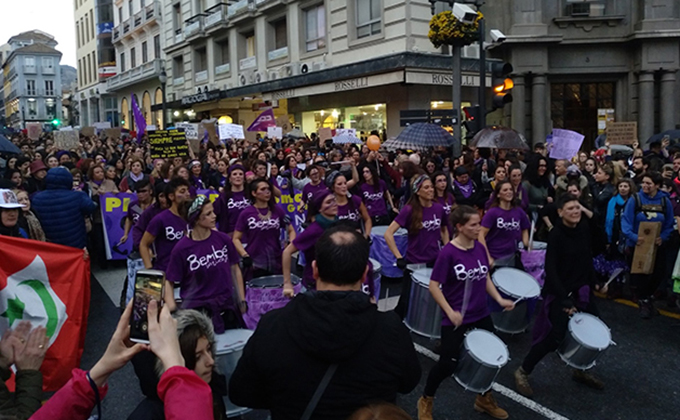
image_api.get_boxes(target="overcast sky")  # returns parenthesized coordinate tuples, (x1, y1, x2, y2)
(0, 0, 77, 67)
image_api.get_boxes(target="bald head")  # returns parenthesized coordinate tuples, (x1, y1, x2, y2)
(314, 225, 370, 287)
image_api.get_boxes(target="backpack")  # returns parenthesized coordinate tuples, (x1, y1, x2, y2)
(633, 193, 669, 218)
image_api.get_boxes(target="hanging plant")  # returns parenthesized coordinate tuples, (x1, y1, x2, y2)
(428, 10, 483, 48)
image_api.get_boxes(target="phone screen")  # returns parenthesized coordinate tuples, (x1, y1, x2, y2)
(130, 271, 164, 343)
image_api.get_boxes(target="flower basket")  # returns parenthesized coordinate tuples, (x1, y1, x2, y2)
(428, 10, 483, 48)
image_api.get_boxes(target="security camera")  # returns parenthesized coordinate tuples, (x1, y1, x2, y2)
(490, 29, 506, 43)
(452, 3, 478, 25)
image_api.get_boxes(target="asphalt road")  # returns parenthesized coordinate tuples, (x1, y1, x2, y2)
(80, 269, 680, 420)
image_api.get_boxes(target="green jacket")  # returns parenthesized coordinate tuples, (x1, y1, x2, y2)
(0, 366, 43, 420)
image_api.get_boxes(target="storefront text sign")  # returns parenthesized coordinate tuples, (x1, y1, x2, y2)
(149, 129, 188, 159)
(181, 90, 220, 106)
(264, 71, 404, 101)
(405, 70, 491, 87)
(335, 77, 369, 92)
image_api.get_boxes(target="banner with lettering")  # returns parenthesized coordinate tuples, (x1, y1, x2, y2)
(275, 185, 306, 234)
(149, 129, 188, 159)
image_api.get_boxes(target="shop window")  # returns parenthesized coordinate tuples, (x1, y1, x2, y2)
(304, 4, 326, 52)
(356, 0, 381, 39)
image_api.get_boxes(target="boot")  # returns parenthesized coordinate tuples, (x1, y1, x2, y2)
(639, 299, 652, 319)
(572, 369, 604, 390)
(417, 396, 434, 420)
(513, 366, 533, 397)
(474, 392, 509, 419)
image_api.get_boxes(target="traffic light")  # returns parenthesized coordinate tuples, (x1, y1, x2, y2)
(491, 62, 514, 110)
(51, 119, 60, 127)
(462, 105, 482, 140)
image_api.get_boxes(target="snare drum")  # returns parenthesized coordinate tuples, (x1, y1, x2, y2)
(243, 275, 302, 330)
(215, 329, 254, 418)
(370, 225, 408, 278)
(558, 313, 612, 370)
(405, 268, 441, 339)
(362, 258, 382, 300)
(453, 329, 509, 393)
(490, 268, 541, 334)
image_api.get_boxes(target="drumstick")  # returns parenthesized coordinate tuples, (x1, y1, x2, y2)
(330, 160, 353, 165)
(603, 268, 624, 289)
(528, 219, 536, 251)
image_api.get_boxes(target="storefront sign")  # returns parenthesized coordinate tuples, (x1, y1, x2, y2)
(149, 129, 188, 159)
(271, 89, 296, 100)
(180, 90, 220, 106)
(264, 71, 404, 101)
(335, 77, 369, 92)
(405, 70, 492, 87)
(606, 122, 637, 145)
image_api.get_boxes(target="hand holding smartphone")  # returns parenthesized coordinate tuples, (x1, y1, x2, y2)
(130, 269, 165, 344)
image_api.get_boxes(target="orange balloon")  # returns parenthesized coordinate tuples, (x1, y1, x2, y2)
(367, 135, 381, 151)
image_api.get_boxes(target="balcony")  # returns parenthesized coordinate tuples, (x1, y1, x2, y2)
(175, 30, 185, 44)
(133, 10, 143, 28)
(113, 27, 120, 42)
(106, 58, 164, 92)
(112, 2, 160, 44)
(23, 65, 37, 74)
(42, 66, 55, 75)
(123, 20, 131, 34)
(215, 63, 230, 76)
(173, 76, 185, 86)
(184, 14, 205, 40)
(268, 46, 288, 61)
(228, 0, 250, 17)
(205, 3, 228, 31)
(239, 56, 256, 70)
(195, 70, 208, 83)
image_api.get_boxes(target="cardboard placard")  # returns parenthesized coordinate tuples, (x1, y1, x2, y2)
(148, 129, 188, 159)
(631, 221, 662, 274)
(267, 126, 283, 139)
(606, 122, 638, 145)
(319, 127, 332, 141)
(26, 123, 42, 141)
(199, 121, 218, 146)
(104, 128, 122, 139)
(81, 127, 96, 137)
(53, 130, 80, 150)
(218, 123, 245, 140)
(176, 122, 199, 140)
(276, 115, 292, 134)
(188, 139, 201, 154)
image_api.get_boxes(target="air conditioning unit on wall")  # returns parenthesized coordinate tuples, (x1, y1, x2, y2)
(238, 72, 250, 86)
(251, 71, 267, 84)
(268, 70, 279, 81)
(298, 61, 326, 75)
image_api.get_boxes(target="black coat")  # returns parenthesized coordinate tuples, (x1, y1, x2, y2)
(229, 291, 421, 420)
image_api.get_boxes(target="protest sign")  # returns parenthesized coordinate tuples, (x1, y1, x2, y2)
(276, 115, 292, 134)
(597, 109, 615, 135)
(53, 130, 80, 150)
(549, 129, 585, 160)
(606, 122, 637, 145)
(93, 121, 112, 130)
(267, 126, 283, 139)
(275, 186, 306, 234)
(176, 122, 199, 140)
(336, 128, 357, 137)
(100, 192, 136, 260)
(218, 123, 245, 140)
(199, 121, 219, 145)
(103, 127, 122, 139)
(148, 129, 188, 159)
(26, 123, 42, 141)
(81, 127, 96, 137)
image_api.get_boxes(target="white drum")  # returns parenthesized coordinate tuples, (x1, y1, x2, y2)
(364, 258, 382, 300)
(454, 329, 509, 393)
(215, 329, 254, 418)
(404, 268, 441, 339)
(490, 268, 541, 334)
(558, 313, 612, 370)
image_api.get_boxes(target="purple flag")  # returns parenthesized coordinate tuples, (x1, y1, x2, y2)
(131, 94, 146, 142)
(247, 108, 276, 132)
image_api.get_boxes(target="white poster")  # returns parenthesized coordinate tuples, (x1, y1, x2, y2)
(218, 123, 245, 140)
(267, 126, 283, 139)
(176, 122, 199, 140)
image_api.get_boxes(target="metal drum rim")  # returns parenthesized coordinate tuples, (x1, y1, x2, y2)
(247, 274, 301, 289)
(567, 313, 611, 351)
(463, 329, 510, 367)
(491, 267, 541, 300)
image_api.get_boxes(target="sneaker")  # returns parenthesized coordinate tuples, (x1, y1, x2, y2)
(639, 299, 651, 319)
(474, 392, 509, 419)
(513, 367, 533, 397)
(572, 369, 604, 390)
(417, 396, 434, 420)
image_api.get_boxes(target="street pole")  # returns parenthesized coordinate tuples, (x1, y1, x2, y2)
(161, 82, 167, 130)
(452, 45, 462, 150)
(477, 4, 486, 125)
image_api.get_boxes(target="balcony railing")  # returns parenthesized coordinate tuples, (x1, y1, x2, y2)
(195, 70, 208, 83)
(133, 10, 143, 28)
(184, 14, 205, 39)
(106, 58, 164, 91)
(205, 3, 228, 29)
(239, 56, 256, 70)
(268, 46, 288, 61)
(113, 2, 159, 43)
(123, 20, 131, 34)
(174, 30, 185, 44)
(228, 0, 249, 17)
(215, 63, 230, 75)
(23, 65, 36, 74)
(42, 66, 55, 75)
(113, 27, 120, 42)
(145, 2, 157, 20)
(173, 76, 185, 86)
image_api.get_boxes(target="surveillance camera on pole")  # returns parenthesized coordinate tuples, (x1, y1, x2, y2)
(452, 3, 478, 24)
(490, 29, 506, 43)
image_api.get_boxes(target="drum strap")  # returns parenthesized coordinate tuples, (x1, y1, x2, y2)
(300, 363, 338, 420)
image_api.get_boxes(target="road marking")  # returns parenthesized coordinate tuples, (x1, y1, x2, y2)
(413, 342, 572, 420)
(593, 292, 680, 320)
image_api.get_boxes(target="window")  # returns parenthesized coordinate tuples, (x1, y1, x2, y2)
(87, 55, 92, 84)
(173, 55, 184, 79)
(272, 19, 287, 50)
(246, 32, 255, 57)
(128, 0, 133, 18)
(356, 0, 381, 38)
(120, 52, 126, 72)
(131, 47, 136, 68)
(90, 10, 95, 39)
(42, 57, 54, 70)
(25, 57, 35, 67)
(195, 47, 207, 72)
(27, 99, 37, 117)
(173, 4, 182, 33)
(26, 80, 36, 96)
(92, 52, 97, 80)
(194, 0, 204, 14)
(85, 14, 90, 42)
(78, 59, 83, 87)
(80, 18, 85, 45)
(76, 22, 81, 48)
(46, 99, 56, 120)
(154, 35, 161, 58)
(118, 7, 123, 24)
(45, 80, 54, 96)
(304, 5, 326, 52)
(215, 38, 229, 65)
(142, 41, 148, 63)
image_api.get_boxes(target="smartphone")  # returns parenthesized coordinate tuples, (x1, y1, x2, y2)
(130, 269, 165, 344)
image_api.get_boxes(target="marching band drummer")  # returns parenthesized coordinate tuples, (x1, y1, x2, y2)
(417, 205, 514, 420)
(478, 180, 530, 266)
(165, 196, 247, 333)
(213, 164, 250, 237)
(326, 168, 373, 238)
(513, 194, 607, 398)
(385, 175, 449, 319)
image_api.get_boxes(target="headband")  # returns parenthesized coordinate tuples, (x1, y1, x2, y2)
(325, 170, 343, 189)
(310, 189, 332, 213)
(187, 195, 208, 226)
(412, 174, 430, 195)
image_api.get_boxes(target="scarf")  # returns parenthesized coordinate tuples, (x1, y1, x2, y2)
(315, 214, 337, 230)
(23, 211, 45, 241)
(454, 179, 474, 198)
(129, 172, 144, 182)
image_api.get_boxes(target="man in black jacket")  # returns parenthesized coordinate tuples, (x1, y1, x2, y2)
(229, 225, 421, 420)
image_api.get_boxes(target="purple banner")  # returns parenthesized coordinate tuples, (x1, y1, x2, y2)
(247, 108, 276, 132)
(100, 192, 136, 260)
(275, 187, 306, 233)
(131, 93, 146, 142)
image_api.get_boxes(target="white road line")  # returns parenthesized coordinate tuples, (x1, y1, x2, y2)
(413, 343, 571, 420)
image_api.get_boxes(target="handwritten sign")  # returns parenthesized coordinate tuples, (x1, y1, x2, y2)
(336, 128, 357, 137)
(53, 130, 80, 150)
(549, 129, 584, 160)
(176, 122, 199, 140)
(26, 123, 42, 141)
(267, 126, 283, 139)
(81, 127, 96, 137)
(318, 127, 332, 146)
(104, 128, 122, 139)
(606, 122, 637, 145)
(276, 115, 292, 134)
(218, 123, 245, 140)
(148, 129, 188, 159)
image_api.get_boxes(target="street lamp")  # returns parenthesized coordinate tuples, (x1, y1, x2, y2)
(159, 68, 167, 129)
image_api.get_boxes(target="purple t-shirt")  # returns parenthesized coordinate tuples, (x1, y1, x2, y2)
(166, 230, 239, 310)
(394, 203, 446, 264)
(435, 194, 455, 235)
(481, 206, 530, 259)
(214, 190, 250, 234)
(235, 205, 288, 273)
(131, 202, 162, 250)
(360, 181, 388, 217)
(337, 195, 363, 222)
(292, 222, 326, 288)
(302, 182, 327, 204)
(145, 209, 187, 272)
(431, 241, 490, 326)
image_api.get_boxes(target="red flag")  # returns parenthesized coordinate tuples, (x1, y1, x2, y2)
(0, 236, 90, 391)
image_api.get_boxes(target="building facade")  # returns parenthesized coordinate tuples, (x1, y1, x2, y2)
(0, 43, 12, 127)
(486, 0, 680, 148)
(108, 0, 165, 131)
(2, 31, 63, 129)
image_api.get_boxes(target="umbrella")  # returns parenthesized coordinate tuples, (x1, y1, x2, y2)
(284, 128, 306, 139)
(598, 144, 633, 156)
(332, 134, 362, 144)
(470, 126, 529, 150)
(0, 135, 21, 154)
(647, 129, 680, 144)
(386, 123, 454, 152)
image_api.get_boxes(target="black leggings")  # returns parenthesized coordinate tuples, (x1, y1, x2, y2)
(628, 243, 667, 300)
(521, 298, 599, 374)
(424, 317, 494, 397)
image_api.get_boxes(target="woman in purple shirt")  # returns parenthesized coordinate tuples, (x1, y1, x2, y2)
(433, 171, 456, 236)
(326, 170, 372, 237)
(213, 165, 250, 236)
(418, 205, 514, 420)
(233, 178, 296, 278)
(301, 165, 327, 208)
(360, 164, 396, 226)
(478, 180, 530, 265)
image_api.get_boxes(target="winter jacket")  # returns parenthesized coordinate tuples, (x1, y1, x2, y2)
(229, 291, 421, 420)
(30, 367, 213, 420)
(0, 367, 42, 420)
(31, 167, 97, 249)
(554, 175, 592, 207)
(621, 190, 674, 248)
(591, 182, 615, 227)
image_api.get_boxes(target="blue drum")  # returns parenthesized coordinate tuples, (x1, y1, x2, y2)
(370, 225, 408, 278)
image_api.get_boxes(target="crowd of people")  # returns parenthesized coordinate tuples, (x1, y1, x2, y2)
(0, 128, 679, 420)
